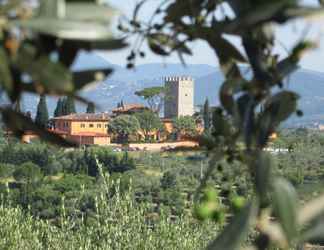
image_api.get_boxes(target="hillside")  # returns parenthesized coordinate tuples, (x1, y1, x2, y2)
(17, 52, 324, 127)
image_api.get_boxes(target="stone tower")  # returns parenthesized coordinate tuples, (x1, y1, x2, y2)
(164, 76, 194, 118)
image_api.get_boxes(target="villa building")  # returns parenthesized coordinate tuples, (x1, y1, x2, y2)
(51, 113, 111, 145)
(112, 104, 149, 116)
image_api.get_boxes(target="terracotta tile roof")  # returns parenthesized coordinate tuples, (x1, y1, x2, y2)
(70, 132, 110, 137)
(112, 104, 147, 113)
(52, 113, 110, 121)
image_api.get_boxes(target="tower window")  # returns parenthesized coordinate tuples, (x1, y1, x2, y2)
(97, 124, 102, 128)
(80, 124, 85, 128)
(89, 124, 94, 128)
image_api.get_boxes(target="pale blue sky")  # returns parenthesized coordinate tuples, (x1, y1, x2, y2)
(103, 0, 324, 72)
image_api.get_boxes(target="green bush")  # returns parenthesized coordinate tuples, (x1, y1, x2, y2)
(13, 162, 43, 183)
(0, 163, 15, 179)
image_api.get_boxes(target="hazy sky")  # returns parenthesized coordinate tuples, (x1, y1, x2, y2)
(103, 0, 324, 72)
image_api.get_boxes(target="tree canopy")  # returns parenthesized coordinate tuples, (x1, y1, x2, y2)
(54, 98, 64, 117)
(135, 87, 165, 114)
(135, 110, 163, 141)
(173, 116, 197, 138)
(108, 115, 140, 143)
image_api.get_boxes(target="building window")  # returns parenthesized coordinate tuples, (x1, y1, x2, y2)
(97, 124, 101, 128)
(80, 124, 85, 128)
(89, 124, 94, 128)
(105, 124, 108, 128)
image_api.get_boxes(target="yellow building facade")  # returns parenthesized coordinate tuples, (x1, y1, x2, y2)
(51, 113, 111, 145)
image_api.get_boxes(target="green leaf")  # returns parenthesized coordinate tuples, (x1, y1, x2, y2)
(164, 2, 193, 23)
(206, 201, 258, 250)
(253, 151, 272, 204)
(11, 0, 117, 41)
(219, 78, 243, 114)
(298, 193, 324, 225)
(302, 219, 324, 243)
(64, 2, 117, 23)
(282, 6, 324, 20)
(272, 178, 299, 243)
(235, 94, 256, 147)
(210, 36, 246, 65)
(148, 38, 169, 56)
(83, 39, 128, 51)
(15, 44, 74, 94)
(256, 91, 299, 147)
(12, 19, 114, 41)
(73, 68, 113, 90)
(0, 108, 77, 147)
(211, 108, 231, 138)
(148, 34, 192, 56)
(222, 1, 292, 34)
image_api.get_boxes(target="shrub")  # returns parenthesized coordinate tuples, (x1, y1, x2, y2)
(13, 162, 43, 183)
(0, 163, 15, 179)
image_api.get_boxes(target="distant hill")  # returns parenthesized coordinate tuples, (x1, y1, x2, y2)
(18, 52, 324, 127)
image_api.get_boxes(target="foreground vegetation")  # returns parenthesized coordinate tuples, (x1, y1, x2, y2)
(0, 179, 218, 250)
(0, 129, 323, 249)
(2, 0, 324, 248)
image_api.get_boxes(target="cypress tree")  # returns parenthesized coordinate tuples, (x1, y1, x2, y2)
(54, 98, 64, 117)
(203, 98, 210, 131)
(35, 94, 49, 128)
(86, 102, 95, 113)
(66, 96, 76, 114)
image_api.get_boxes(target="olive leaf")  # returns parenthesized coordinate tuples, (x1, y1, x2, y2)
(210, 36, 246, 64)
(73, 68, 113, 90)
(256, 91, 299, 147)
(0, 107, 77, 147)
(301, 219, 324, 244)
(219, 76, 243, 115)
(15, 44, 74, 94)
(252, 151, 272, 205)
(211, 108, 231, 138)
(272, 178, 299, 244)
(148, 33, 191, 56)
(148, 37, 169, 56)
(12, 0, 117, 41)
(164, 2, 194, 23)
(206, 201, 258, 250)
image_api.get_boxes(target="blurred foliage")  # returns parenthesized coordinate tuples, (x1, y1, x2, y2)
(121, 0, 324, 249)
(1, 0, 324, 249)
(0, 0, 125, 145)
